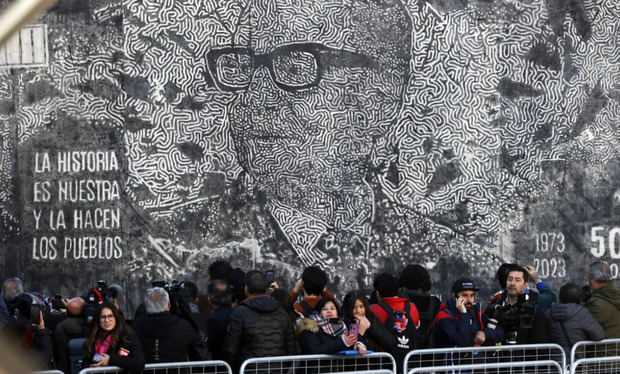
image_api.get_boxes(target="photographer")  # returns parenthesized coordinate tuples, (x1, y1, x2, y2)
(3, 293, 55, 369)
(54, 297, 89, 373)
(484, 265, 549, 345)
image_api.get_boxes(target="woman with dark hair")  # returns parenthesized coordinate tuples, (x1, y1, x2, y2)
(342, 290, 394, 353)
(82, 302, 144, 372)
(297, 297, 366, 355)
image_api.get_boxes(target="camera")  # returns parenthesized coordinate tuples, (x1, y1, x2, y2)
(151, 279, 201, 333)
(484, 291, 538, 344)
(9, 292, 50, 325)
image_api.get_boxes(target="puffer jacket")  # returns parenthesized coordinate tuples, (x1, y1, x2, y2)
(223, 295, 296, 371)
(545, 302, 604, 356)
(586, 283, 620, 338)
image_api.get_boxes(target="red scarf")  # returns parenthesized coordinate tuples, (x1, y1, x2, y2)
(95, 334, 113, 354)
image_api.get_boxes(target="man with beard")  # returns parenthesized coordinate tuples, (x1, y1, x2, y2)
(436, 278, 503, 348)
(484, 265, 549, 345)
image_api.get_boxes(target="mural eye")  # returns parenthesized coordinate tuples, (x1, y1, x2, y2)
(273, 51, 318, 87)
(216, 53, 252, 88)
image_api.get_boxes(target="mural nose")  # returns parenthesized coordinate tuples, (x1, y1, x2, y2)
(245, 66, 282, 108)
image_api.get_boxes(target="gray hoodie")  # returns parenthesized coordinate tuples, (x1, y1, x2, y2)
(545, 302, 605, 357)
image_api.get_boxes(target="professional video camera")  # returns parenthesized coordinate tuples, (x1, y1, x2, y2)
(485, 291, 538, 344)
(151, 279, 202, 334)
(83, 280, 123, 324)
(9, 292, 51, 325)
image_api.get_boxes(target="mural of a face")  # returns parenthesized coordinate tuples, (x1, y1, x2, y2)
(214, 0, 412, 228)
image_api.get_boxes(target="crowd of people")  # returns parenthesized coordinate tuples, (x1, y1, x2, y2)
(1, 261, 619, 373)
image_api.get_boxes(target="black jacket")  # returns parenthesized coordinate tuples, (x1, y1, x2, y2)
(82, 328, 145, 373)
(132, 311, 207, 363)
(486, 291, 549, 345)
(223, 295, 296, 370)
(297, 318, 348, 354)
(207, 304, 234, 360)
(344, 314, 394, 354)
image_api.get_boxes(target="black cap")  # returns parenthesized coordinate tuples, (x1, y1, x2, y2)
(452, 278, 479, 293)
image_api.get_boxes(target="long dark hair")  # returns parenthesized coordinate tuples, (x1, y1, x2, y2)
(342, 290, 371, 320)
(83, 302, 130, 356)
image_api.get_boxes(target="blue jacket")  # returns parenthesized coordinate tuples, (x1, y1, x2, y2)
(435, 298, 503, 347)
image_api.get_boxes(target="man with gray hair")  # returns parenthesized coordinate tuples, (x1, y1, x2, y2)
(2, 277, 24, 320)
(585, 262, 620, 338)
(132, 287, 207, 363)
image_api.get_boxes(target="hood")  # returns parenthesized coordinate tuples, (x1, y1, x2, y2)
(384, 296, 411, 311)
(548, 302, 582, 321)
(296, 318, 319, 335)
(404, 290, 431, 310)
(593, 284, 620, 311)
(134, 312, 180, 334)
(241, 295, 281, 313)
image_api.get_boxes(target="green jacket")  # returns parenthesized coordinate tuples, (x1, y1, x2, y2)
(586, 283, 620, 339)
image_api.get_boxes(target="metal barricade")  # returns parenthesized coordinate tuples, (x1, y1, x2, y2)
(32, 371, 65, 374)
(570, 338, 620, 367)
(570, 356, 620, 374)
(79, 360, 232, 373)
(239, 352, 397, 374)
(407, 360, 564, 374)
(403, 344, 566, 374)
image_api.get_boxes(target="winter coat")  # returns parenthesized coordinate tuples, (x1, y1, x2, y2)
(290, 288, 335, 316)
(586, 283, 620, 338)
(82, 328, 145, 373)
(207, 304, 233, 360)
(370, 297, 420, 328)
(545, 302, 604, 356)
(435, 298, 503, 348)
(223, 295, 296, 371)
(132, 311, 206, 363)
(403, 290, 441, 348)
(296, 318, 349, 354)
(343, 313, 394, 354)
(486, 291, 549, 345)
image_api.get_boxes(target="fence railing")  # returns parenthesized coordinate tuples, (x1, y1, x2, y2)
(570, 355, 620, 374)
(239, 352, 397, 374)
(570, 338, 620, 366)
(403, 344, 566, 374)
(32, 371, 65, 374)
(78, 360, 232, 374)
(406, 360, 564, 374)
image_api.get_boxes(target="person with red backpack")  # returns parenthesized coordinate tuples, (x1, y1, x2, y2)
(369, 273, 420, 373)
(436, 278, 504, 348)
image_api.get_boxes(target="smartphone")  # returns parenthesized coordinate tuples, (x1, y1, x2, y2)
(265, 270, 275, 286)
(349, 323, 359, 339)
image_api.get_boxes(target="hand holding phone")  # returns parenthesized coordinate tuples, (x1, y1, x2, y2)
(455, 296, 467, 313)
(348, 323, 359, 340)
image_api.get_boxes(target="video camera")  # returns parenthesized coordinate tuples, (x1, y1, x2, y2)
(485, 291, 538, 344)
(83, 280, 123, 324)
(9, 292, 50, 325)
(151, 279, 202, 333)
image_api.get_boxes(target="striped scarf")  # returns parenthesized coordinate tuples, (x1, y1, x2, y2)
(310, 312, 347, 337)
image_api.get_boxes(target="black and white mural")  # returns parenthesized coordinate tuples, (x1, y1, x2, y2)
(0, 0, 618, 310)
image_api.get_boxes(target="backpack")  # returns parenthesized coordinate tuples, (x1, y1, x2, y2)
(378, 300, 419, 362)
(298, 300, 315, 318)
(416, 296, 440, 348)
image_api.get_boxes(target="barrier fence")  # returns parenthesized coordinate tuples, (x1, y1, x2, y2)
(406, 360, 564, 374)
(78, 360, 232, 374)
(32, 371, 65, 374)
(403, 344, 566, 374)
(239, 352, 397, 374)
(570, 338, 620, 365)
(570, 356, 620, 374)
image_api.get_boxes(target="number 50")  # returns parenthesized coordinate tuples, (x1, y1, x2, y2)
(591, 226, 620, 259)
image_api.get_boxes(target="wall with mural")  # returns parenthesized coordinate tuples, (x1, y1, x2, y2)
(0, 0, 618, 311)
